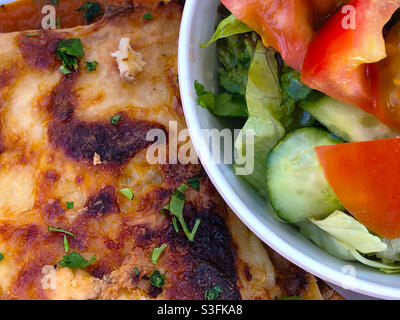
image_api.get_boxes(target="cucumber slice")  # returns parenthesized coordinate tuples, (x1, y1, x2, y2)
(266, 127, 344, 223)
(300, 92, 400, 142)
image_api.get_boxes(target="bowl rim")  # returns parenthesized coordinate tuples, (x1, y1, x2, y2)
(178, 0, 400, 300)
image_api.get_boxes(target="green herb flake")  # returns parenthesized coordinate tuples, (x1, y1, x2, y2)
(151, 244, 167, 264)
(56, 38, 84, 74)
(205, 285, 222, 300)
(58, 252, 96, 269)
(56, 16, 61, 29)
(172, 216, 179, 233)
(63, 235, 70, 253)
(77, 1, 103, 23)
(0, 253, 4, 261)
(187, 177, 201, 191)
(66, 201, 74, 210)
(85, 60, 98, 71)
(281, 296, 303, 300)
(50, 0, 59, 5)
(162, 185, 201, 241)
(134, 267, 139, 276)
(48, 226, 76, 238)
(143, 12, 153, 20)
(150, 270, 165, 288)
(24, 32, 41, 38)
(119, 187, 134, 200)
(110, 114, 122, 125)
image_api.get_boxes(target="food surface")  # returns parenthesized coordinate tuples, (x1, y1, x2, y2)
(0, 0, 338, 300)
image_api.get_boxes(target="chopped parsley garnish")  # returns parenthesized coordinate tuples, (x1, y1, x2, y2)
(85, 61, 98, 71)
(162, 184, 201, 241)
(48, 226, 76, 238)
(205, 285, 222, 300)
(110, 114, 122, 125)
(58, 252, 96, 269)
(0, 253, 4, 261)
(66, 201, 74, 210)
(281, 296, 303, 300)
(134, 267, 139, 276)
(77, 1, 103, 23)
(119, 187, 134, 200)
(187, 177, 201, 191)
(24, 32, 41, 38)
(56, 38, 84, 75)
(63, 235, 69, 253)
(172, 216, 179, 233)
(50, 0, 59, 5)
(143, 12, 153, 20)
(151, 244, 167, 264)
(150, 270, 165, 288)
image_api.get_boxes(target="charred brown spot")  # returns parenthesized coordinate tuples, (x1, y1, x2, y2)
(43, 200, 65, 224)
(17, 30, 64, 69)
(48, 74, 76, 120)
(49, 116, 164, 165)
(86, 186, 119, 218)
(266, 248, 308, 297)
(89, 262, 112, 279)
(244, 265, 252, 281)
(133, 203, 241, 300)
(161, 163, 201, 187)
(148, 285, 162, 298)
(0, 66, 15, 89)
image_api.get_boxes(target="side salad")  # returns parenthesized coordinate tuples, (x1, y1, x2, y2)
(196, 1, 400, 273)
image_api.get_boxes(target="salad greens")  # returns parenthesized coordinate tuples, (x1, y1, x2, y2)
(197, 12, 400, 273)
(201, 14, 252, 48)
(310, 211, 387, 254)
(234, 41, 284, 190)
(194, 81, 247, 117)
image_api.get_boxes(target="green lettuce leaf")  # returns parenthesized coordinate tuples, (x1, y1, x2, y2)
(350, 249, 400, 273)
(194, 81, 248, 118)
(201, 14, 252, 48)
(375, 238, 400, 263)
(310, 211, 387, 254)
(298, 221, 355, 261)
(234, 41, 284, 191)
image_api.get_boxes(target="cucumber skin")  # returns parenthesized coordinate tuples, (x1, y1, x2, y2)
(300, 92, 400, 142)
(266, 127, 344, 223)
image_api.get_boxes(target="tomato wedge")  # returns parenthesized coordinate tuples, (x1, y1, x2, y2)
(316, 138, 400, 239)
(302, 0, 400, 112)
(370, 22, 400, 128)
(221, 0, 344, 71)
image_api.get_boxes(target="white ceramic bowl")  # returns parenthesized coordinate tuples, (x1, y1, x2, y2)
(178, 0, 400, 299)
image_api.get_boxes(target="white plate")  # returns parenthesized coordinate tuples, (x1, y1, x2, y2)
(178, 0, 400, 300)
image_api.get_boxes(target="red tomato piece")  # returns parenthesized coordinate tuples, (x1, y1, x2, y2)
(221, 0, 344, 71)
(316, 138, 400, 239)
(302, 0, 400, 113)
(370, 22, 400, 128)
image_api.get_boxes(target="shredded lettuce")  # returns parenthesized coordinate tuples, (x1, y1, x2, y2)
(299, 221, 355, 261)
(310, 211, 387, 254)
(301, 210, 400, 273)
(234, 41, 285, 191)
(350, 249, 400, 273)
(201, 14, 252, 48)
